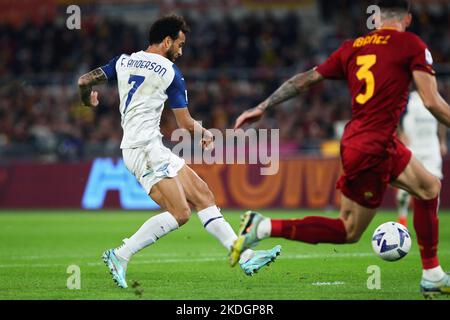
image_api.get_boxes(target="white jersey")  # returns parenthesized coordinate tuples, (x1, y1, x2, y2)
(402, 91, 440, 157)
(402, 91, 443, 178)
(100, 51, 188, 149)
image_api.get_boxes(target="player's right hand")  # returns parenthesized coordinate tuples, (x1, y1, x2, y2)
(234, 106, 265, 129)
(90, 91, 99, 107)
(200, 129, 215, 151)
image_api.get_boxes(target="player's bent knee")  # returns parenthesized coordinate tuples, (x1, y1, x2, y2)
(173, 207, 192, 226)
(431, 178, 441, 197)
(418, 177, 441, 200)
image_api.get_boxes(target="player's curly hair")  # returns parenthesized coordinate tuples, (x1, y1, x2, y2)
(149, 14, 190, 45)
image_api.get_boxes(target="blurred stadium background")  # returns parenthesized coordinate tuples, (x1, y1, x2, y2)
(0, 0, 450, 209)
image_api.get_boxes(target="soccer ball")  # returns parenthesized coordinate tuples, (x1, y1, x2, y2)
(371, 222, 411, 261)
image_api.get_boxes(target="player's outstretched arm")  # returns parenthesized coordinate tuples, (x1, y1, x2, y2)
(234, 68, 324, 129)
(413, 70, 450, 128)
(78, 68, 108, 107)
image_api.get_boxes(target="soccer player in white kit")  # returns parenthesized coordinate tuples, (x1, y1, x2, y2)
(397, 90, 448, 227)
(78, 15, 280, 288)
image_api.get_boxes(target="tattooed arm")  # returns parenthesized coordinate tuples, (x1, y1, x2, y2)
(234, 69, 324, 129)
(77, 68, 108, 107)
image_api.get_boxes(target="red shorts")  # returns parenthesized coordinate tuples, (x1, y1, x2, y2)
(337, 137, 412, 209)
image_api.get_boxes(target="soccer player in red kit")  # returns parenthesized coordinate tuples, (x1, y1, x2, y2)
(230, 0, 450, 296)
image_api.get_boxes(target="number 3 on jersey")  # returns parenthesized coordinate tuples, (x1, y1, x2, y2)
(356, 55, 376, 105)
(124, 74, 145, 115)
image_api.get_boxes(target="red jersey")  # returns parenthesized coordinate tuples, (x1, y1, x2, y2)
(316, 29, 435, 155)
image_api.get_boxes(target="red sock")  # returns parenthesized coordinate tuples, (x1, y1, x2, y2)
(413, 197, 440, 269)
(271, 216, 347, 244)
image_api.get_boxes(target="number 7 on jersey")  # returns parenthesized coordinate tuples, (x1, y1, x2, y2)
(124, 74, 145, 115)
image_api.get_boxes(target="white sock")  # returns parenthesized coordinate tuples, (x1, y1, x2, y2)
(423, 265, 446, 282)
(197, 205, 238, 250)
(257, 218, 272, 240)
(197, 205, 254, 262)
(115, 211, 179, 261)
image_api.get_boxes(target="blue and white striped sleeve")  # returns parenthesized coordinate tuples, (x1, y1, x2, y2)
(100, 56, 120, 81)
(167, 65, 188, 109)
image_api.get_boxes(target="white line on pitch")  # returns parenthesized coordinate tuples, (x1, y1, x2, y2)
(0, 251, 431, 269)
(312, 281, 345, 286)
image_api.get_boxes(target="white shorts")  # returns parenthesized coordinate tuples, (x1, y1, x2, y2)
(416, 153, 443, 180)
(122, 137, 185, 194)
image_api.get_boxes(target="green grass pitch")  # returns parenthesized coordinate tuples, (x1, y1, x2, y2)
(0, 210, 450, 300)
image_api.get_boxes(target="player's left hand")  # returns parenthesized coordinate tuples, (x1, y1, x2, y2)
(234, 106, 265, 129)
(201, 129, 215, 151)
